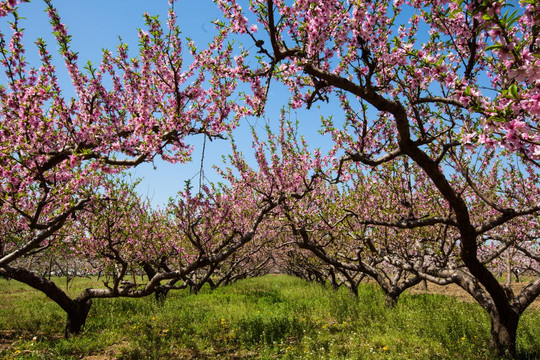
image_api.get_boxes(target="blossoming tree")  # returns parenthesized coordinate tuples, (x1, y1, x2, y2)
(0, 0, 247, 335)
(56, 176, 276, 336)
(213, 0, 540, 355)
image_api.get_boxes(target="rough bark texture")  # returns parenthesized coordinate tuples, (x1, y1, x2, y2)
(142, 262, 170, 303)
(489, 310, 519, 358)
(384, 293, 399, 308)
(65, 299, 92, 337)
(348, 284, 359, 299)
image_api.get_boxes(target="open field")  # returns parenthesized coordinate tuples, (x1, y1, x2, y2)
(0, 275, 538, 359)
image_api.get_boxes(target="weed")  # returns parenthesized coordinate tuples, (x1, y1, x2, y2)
(0, 275, 538, 359)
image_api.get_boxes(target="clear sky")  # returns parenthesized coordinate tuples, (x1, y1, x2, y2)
(5, 0, 335, 206)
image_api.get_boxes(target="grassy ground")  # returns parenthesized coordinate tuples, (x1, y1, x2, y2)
(0, 275, 538, 359)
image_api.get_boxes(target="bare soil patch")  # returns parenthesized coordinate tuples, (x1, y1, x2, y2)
(0, 330, 17, 351)
(407, 281, 540, 310)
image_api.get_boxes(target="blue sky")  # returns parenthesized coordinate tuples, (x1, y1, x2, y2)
(4, 0, 335, 206)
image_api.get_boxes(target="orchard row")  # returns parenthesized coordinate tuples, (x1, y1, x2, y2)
(0, 0, 538, 358)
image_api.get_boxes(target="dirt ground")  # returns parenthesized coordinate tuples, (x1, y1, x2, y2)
(406, 280, 540, 310)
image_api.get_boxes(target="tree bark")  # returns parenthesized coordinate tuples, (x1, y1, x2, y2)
(329, 270, 340, 291)
(65, 299, 92, 337)
(348, 283, 359, 298)
(489, 309, 519, 357)
(142, 262, 169, 303)
(384, 292, 399, 308)
(505, 253, 512, 286)
(190, 284, 200, 294)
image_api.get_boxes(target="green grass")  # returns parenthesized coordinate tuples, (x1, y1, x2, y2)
(0, 275, 538, 359)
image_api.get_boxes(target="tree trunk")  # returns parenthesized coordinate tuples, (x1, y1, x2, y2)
(513, 270, 519, 284)
(142, 262, 170, 303)
(329, 271, 339, 291)
(384, 292, 399, 308)
(154, 288, 170, 304)
(489, 310, 519, 358)
(207, 278, 217, 290)
(65, 299, 92, 338)
(349, 283, 359, 299)
(505, 253, 512, 286)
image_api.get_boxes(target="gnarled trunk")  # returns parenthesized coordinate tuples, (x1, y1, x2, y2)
(329, 270, 340, 291)
(154, 288, 170, 304)
(65, 299, 92, 337)
(142, 262, 170, 303)
(346, 282, 358, 298)
(489, 310, 519, 358)
(505, 253, 513, 287)
(384, 292, 399, 308)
